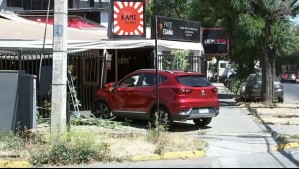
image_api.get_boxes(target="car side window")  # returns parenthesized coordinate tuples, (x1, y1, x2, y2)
(142, 73, 156, 86)
(119, 74, 141, 88)
(141, 74, 168, 87)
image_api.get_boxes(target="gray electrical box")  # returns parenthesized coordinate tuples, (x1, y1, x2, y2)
(0, 70, 36, 131)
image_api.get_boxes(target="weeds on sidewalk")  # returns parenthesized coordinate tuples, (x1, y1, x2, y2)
(1, 119, 208, 167)
(146, 124, 207, 156)
(30, 131, 111, 167)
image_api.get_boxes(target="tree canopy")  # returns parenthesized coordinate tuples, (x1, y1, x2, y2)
(187, 0, 299, 103)
(146, 0, 299, 103)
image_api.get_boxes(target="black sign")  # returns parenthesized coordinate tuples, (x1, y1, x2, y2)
(202, 28, 229, 55)
(151, 16, 201, 42)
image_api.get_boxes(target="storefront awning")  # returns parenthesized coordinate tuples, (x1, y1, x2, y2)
(0, 15, 204, 54)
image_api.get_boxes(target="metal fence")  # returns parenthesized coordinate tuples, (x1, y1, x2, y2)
(0, 51, 104, 114)
(158, 54, 196, 71)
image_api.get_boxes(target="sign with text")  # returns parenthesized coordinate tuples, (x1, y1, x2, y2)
(202, 28, 229, 55)
(151, 16, 201, 42)
(108, 0, 146, 39)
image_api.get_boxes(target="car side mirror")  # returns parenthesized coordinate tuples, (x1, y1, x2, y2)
(109, 82, 119, 92)
(113, 82, 119, 88)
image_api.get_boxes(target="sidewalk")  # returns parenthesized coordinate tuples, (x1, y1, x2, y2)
(213, 82, 299, 148)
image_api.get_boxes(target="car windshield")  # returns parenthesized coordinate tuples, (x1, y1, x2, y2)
(176, 75, 211, 87)
(256, 74, 280, 82)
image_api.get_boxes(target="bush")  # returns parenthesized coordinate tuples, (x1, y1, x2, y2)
(229, 78, 242, 94)
(0, 131, 23, 151)
(30, 132, 111, 166)
(146, 125, 168, 155)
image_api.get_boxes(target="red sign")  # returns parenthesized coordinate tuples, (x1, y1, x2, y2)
(109, 0, 146, 38)
(114, 1, 143, 35)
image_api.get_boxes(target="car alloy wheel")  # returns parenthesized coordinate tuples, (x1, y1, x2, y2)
(96, 102, 112, 119)
(151, 108, 170, 128)
(193, 118, 212, 127)
(278, 98, 284, 103)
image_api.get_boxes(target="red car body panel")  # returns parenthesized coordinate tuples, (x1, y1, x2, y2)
(94, 69, 220, 121)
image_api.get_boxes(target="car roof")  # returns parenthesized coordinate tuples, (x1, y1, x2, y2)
(134, 69, 205, 76)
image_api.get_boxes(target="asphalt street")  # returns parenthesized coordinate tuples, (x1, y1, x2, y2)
(283, 83, 299, 104)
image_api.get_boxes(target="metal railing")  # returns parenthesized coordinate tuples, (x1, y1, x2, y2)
(0, 51, 104, 114)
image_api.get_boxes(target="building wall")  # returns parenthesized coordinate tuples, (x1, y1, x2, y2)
(0, 0, 23, 11)
(0, 0, 109, 10)
(100, 11, 108, 27)
(0, 0, 5, 9)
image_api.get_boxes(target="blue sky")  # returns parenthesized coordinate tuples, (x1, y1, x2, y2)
(290, 15, 299, 25)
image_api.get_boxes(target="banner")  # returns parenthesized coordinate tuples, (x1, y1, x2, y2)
(151, 16, 201, 43)
(202, 28, 229, 55)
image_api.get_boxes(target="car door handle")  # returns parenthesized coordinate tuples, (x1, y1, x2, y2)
(152, 93, 157, 98)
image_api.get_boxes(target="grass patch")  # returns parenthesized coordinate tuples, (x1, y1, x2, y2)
(146, 125, 207, 156)
(29, 131, 111, 167)
(1, 120, 208, 167)
(0, 131, 23, 152)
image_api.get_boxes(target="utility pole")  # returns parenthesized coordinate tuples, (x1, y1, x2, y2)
(51, 0, 68, 137)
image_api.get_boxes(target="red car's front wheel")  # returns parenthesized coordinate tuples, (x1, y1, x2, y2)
(94, 102, 113, 119)
(150, 107, 171, 128)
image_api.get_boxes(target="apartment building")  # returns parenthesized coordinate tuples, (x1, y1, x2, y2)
(0, 0, 109, 27)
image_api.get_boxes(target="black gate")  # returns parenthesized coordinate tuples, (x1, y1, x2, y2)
(0, 50, 104, 114)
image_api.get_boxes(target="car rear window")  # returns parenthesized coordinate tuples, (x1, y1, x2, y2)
(176, 75, 211, 87)
(285, 71, 295, 74)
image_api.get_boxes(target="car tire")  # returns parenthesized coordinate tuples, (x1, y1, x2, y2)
(94, 102, 113, 119)
(278, 98, 284, 103)
(151, 107, 171, 128)
(193, 118, 212, 127)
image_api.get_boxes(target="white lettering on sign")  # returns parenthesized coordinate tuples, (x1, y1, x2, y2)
(163, 29, 173, 35)
(204, 39, 227, 44)
(164, 21, 172, 29)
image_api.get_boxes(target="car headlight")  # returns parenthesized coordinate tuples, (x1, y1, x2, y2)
(275, 84, 283, 89)
(252, 85, 259, 89)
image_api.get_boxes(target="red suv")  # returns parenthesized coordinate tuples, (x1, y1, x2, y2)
(92, 69, 220, 127)
(280, 71, 298, 83)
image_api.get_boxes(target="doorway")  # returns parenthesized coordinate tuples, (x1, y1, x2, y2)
(106, 47, 154, 83)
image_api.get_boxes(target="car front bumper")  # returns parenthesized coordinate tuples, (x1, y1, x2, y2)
(247, 89, 283, 99)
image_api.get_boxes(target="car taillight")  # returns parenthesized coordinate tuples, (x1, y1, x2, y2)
(171, 88, 193, 95)
(212, 88, 218, 94)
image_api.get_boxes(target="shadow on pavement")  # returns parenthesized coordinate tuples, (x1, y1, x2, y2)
(218, 93, 235, 99)
(220, 100, 240, 107)
(169, 122, 212, 132)
(112, 118, 211, 132)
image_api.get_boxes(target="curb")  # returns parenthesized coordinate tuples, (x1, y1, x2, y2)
(0, 160, 31, 168)
(271, 142, 299, 151)
(131, 151, 205, 162)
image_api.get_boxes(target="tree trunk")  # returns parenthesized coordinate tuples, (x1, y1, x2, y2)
(260, 21, 274, 104)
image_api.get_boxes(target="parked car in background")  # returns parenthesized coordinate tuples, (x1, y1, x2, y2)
(239, 73, 284, 103)
(279, 71, 298, 83)
(92, 69, 220, 127)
